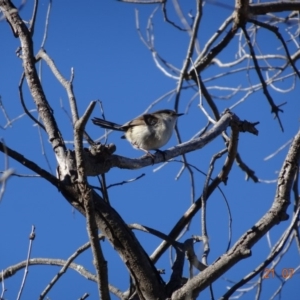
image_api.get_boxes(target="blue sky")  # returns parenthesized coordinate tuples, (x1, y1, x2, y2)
(0, 1, 299, 299)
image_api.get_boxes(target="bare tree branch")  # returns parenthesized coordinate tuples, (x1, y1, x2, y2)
(74, 101, 111, 299)
(0, 0, 67, 168)
(151, 112, 255, 262)
(39, 234, 105, 300)
(171, 127, 300, 299)
(16, 226, 35, 300)
(241, 26, 285, 131)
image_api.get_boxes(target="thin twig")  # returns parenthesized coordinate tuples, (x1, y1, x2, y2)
(96, 100, 108, 145)
(99, 174, 110, 204)
(28, 0, 38, 35)
(151, 113, 248, 263)
(16, 225, 36, 300)
(220, 193, 300, 299)
(270, 265, 300, 300)
(18, 72, 45, 130)
(198, 75, 220, 121)
(264, 139, 292, 161)
(107, 173, 145, 189)
(249, 18, 300, 79)
(129, 223, 182, 246)
(161, 1, 186, 31)
(254, 273, 263, 300)
(36, 50, 79, 125)
(0, 96, 11, 126)
(174, 0, 202, 111)
(40, 0, 52, 48)
(39, 234, 105, 300)
(0, 168, 14, 202)
(189, 26, 238, 77)
(173, 0, 202, 206)
(78, 293, 89, 300)
(199, 14, 233, 61)
(60, 97, 73, 124)
(235, 153, 259, 182)
(1, 258, 123, 299)
(292, 166, 300, 253)
(202, 149, 228, 265)
(37, 49, 95, 146)
(0, 138, 14, 202)
(241, 26, 285, 132)
(170, 159, 232, 252)
(0, 270, 6, 300)
(135, 8, 181, 79)
(36, 117, 54, 173)
(190, 58, 216, 124)
(0, 172, 40, 178)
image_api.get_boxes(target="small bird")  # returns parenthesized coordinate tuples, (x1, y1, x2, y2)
(92, 109, 183, 156)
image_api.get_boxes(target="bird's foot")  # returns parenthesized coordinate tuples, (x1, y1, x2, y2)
(146, 151, 156, 165)
(155, 149, 166, 161)
(140, 150, 156, 164)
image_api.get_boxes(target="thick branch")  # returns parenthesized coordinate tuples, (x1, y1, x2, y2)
(250, 2, 300, 15)
(171, 128, 300, 299)
(0, 142, 58, 188)
(87, 111, 258, 176)
(60, 185, 166, 299)
(74, 102, 110, 299)
(0, 0, 67, 164)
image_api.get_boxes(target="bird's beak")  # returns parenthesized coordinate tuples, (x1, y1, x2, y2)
(177, 113, 184, 117)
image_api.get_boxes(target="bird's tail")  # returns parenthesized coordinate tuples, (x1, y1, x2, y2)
(92, 117, 125, 131)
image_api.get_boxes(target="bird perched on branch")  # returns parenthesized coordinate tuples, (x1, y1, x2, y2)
(92, 109, 183, 157)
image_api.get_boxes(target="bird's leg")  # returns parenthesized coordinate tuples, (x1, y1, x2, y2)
(139, 148, 155, 164)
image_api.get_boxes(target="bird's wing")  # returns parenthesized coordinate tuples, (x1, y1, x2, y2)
(123, 116, 147, 128)
(143, 113, 158, 126)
